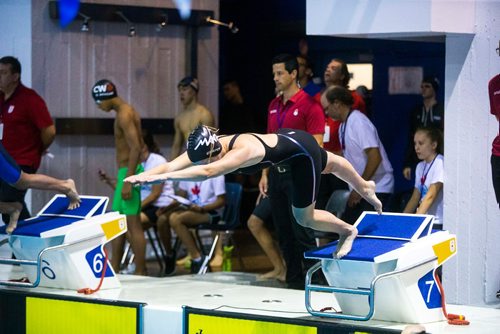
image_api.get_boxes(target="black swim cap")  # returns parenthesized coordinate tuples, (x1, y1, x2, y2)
(92, 79, 118, 102)
(187, 125, 222, 162)
(178, 76, 199, 92)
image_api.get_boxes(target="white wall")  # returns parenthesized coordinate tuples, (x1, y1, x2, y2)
(443, 2, 500, 305)
(0, 0, 31, 86)
(306, 0, 475, 38)
(307, 0, 500, 306)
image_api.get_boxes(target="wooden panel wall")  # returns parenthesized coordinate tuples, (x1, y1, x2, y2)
(30, 0, 219, 211)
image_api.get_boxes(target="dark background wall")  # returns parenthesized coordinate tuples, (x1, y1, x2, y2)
(219, 0, 445, 201)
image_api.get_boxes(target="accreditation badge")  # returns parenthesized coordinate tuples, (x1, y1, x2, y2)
(323, 124, 330, 143)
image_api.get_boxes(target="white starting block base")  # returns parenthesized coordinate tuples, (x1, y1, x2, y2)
(0, 195, 127, 290)
(305, 212, 457, 323)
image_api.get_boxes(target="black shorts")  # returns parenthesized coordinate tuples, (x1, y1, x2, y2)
(142, 205, 161, 224)
(207, 210, 222, 224)
(252, 195, 272, 221)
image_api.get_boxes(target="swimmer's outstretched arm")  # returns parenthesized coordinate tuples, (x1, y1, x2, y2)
(126, 145, 255, 184)
(14, 174, 81, 210)
(126, 152, 193, 183)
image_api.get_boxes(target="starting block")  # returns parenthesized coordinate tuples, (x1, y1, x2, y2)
(0, 195, 127, 290)
(305, 212, 457, 323)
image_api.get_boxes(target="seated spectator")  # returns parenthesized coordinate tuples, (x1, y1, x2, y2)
(139, 131, 177, 274)
(165, 176, 226, 274)
(403, 127, 444, 229)
(99, 130, 177, 274)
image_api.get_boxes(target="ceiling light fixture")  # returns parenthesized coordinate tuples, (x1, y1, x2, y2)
(116, 11, 136, 37)
(156, 14, 168, 32)
(78, 12, 90, 32)
(128, 26, 136, 37)
(206, 16, 239, 34)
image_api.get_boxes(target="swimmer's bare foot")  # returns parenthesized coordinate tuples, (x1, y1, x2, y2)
(334, 226, 358, 259)
(6, 202, 22, 234)
(64, 179, 81, 210)
(362, 180, 382, 214)
(258, 267, 286, 282)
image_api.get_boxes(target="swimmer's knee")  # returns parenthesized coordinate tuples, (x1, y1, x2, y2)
(296, 218, 313, 228)
(292, 208, 314, 228)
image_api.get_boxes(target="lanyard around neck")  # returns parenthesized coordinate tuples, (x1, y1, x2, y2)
(420, 154, 437, 185)
(340, 111, 353, 151)
(277, 99, 291, 129)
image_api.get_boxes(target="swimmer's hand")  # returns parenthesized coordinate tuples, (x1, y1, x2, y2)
(124, 174, 167, 185)
(124, 175, 141, 184)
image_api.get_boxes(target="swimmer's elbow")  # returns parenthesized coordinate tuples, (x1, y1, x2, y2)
(204, 166, 224, 179)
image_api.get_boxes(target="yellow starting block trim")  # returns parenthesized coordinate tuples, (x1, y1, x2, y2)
(432, 236, 457, 265)
(26, 297, 137, 334)
(101, 217, 127, 240)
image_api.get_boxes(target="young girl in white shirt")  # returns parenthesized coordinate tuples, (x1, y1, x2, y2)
(404, 127, 444, 228)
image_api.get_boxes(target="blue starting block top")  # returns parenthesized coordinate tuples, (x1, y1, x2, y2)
(355, 212, 433, 241)
(2, 216, 81, 237)
(305, 238, 407, 262)
(39, 195, 107, 218)
(304, 212, 434, 262)
(0, 195, 109, 237)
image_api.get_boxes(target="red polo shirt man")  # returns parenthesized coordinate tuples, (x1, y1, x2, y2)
(267, 89, 324, 134)
(0, 84, 53, 170)
(0, 56, 55, 222)
(261, 53, 324, 289)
